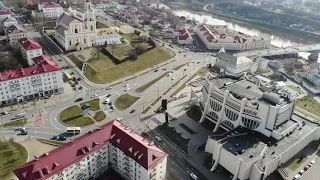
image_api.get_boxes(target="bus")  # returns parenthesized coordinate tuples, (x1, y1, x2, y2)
(66, 127, 81, 134)
(63, 70, 72, 80)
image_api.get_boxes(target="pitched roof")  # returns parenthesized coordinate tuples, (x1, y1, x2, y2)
(55, 25, 66, 36)
(43, 2, 61, 8)
(216, 52, 238, 66)
(14, 120, 168, 180)
(32, 55, 58, 67)
(1, 17, 17, 23)
(19, 38, 42, 51)
(0, 64, 61, 82)
(0, 10, 10, 15)
(58, 13, 76, 26)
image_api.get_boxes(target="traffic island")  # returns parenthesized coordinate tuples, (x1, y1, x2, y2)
(0, 141, 28, 179)
(115, 94, 140, 110)
(80, 99, 100, 111)
(59, 105, 94, 127)
(93, 111, 106, 122)
(135, 72, 169, 93)
(3, 118, 27, 127)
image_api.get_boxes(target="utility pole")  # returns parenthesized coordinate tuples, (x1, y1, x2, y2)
(32, 120, 35, 138)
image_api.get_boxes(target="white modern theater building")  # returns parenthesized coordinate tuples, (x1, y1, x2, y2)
(199, 74, 320, 180)
(14, 120, 168, 180)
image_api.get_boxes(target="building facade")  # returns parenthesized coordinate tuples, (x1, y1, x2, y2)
(0, 56, 63, 105)
(54, 1, 97, 51)
(1, 17, 17, 31)
(215, 52, 269, 74)
(14, 120, 168, 180)
(38, 2, 63, 18)
(195, 25, 271, 51)
(177, 28, 193, 45)
(6, 24, 28, 48)
(0, 10, 11, 20)
(19, 38, 43, 66)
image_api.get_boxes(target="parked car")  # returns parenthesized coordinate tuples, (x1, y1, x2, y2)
(298, 169, 305, 175)
(142, 132, 148, 137)
(0, 111, 8, 115)
(304, 165, 310, 171)
(57, 135, 67, 141)
(155, 136, 161, 142)
(154, 69, 158, 72)
(75, 98, 83, 102)
(77, 77, 81, 81)
(189, 173, 199, 180)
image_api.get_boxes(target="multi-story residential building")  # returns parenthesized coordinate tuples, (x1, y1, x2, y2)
(38, 2, 63, 18)
(0, 17, 18, 31)
(195, 25, 271, 51)
(14, 120, 168, 180)
(215, 52, 269, 74)
(0, 10, 11, 20)
(6, 24, 28, 48)
(177, 28, 193, 45)
(19, 38, 43, 66)
(200, 74, 320, 180)
(0, 56, 63, 105)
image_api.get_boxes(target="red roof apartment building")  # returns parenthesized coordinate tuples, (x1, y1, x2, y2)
(14, 120, 168, 180)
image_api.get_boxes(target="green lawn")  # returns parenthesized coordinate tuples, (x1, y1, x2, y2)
(60, 105, 94, 127)
(88, 53, 114, 71)
(0, 142, 28, 179)
(68, 54, 84, 69)
(135, 72, 168, 93)
(287, 85, 304, 93)
(296, 97, 320, 117)
(121, 34, 139, 41)
(185, 105, 202, 122)
(94, 111, 106, 121)
(115, 94, 140, 110)
(3, 118, 27, 127)
(287, 157, 307, 170)
(85, 46, 175, 83)
(80, 99, 100, 111)
(106, 45, 134, 60)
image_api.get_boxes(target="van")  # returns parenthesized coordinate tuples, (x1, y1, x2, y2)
(15, 112, 26, 119)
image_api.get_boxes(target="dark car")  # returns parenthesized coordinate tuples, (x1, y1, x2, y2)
(19, 130, 28, 135)
(75, 98, 83, 102)
(57, 136, 67, 141)
(77, 77, 81, 81)
(130, 109, 136, 113)
(106, 87, 112, 90)
(0, 111, 8, 115)
(179, 51, 181, 53)
(106, 94, 111, 97)
(154, 69, 158, 72)
(141, 132, 148, 137)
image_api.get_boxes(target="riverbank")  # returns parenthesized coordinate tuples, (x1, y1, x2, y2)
(165, 2, 312, 46)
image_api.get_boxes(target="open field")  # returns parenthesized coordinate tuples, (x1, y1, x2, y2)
(115, 94, 140, 110)
(88, 52, 114, 71)
(296, 97, 320, 117)
(106, 45, 134, 60)
(85, 46, 175, 83)
(68, 54, 84, 69)
(60, 106, 94, 127)
(0, 142, 28, 179)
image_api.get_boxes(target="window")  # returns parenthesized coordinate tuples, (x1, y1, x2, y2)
(69, 41, 72, 45)
(91, 26, 93, 31)
(75, 29, 78, 33)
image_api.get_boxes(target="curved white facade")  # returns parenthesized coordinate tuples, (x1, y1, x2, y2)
(199, 77, 295, 138)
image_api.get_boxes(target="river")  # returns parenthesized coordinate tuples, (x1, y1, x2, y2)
(172, 10, 301, 47)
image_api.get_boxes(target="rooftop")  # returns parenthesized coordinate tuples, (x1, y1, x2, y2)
(19, 38, 42, 51)
(14, 120, 168, 180)
(0, 10, 10, 15)
(6, 24, 27, 34)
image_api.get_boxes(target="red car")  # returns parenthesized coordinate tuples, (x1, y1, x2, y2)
(304, 165, 310, 171)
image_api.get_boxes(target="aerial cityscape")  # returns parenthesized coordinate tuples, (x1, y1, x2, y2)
(0, 0, 320, 180)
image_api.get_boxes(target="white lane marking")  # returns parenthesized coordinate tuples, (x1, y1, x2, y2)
(49, 110, 63, 131)
(168, 157, 190, 177)
(42, 108, 46, 113)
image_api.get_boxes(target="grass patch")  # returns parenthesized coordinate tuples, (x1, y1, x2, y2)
(185, 106, 202, 122)
(295, 107, 320, 121)
(287, 85, 304, 93)
(68, 54, 83, 69)
(80, 99, 100, 111)
(296, 96, 320, 117)
(88, 50, 114, 71)
(3, 118, 27, 127)
(36, 138, 66, 146)
(60, 105, 94, 127)
(106, 45, 134, 60)
(136, 72, 169, 93)
(77, 54, 85, 60)
(94, 111, 106, 121)
(85, 46, 175, 83)
(97, 21, 108, 29)
(115, 94, 140, 110)
(172, 63, 187, 71)
(46, 31, 55, 36)
(142, 106, 152, 114)
(0, 141, 28, 179)
(121, 34, 139, 41)
(287, 157, 307, 170)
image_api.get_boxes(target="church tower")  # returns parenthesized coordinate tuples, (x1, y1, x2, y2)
(85, 0, 96, 32)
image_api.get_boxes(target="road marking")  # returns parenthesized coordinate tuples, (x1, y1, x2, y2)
(42, 108, 46, 113)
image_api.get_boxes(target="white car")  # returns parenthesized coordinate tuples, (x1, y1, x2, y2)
(117, 118, 123, 121)
(190, 173, 199, 180)
(124, 87, 130, 91)
(155, 136, 162, 142)
(105, 98, 110, 103)
(310, 160, 316, 164)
